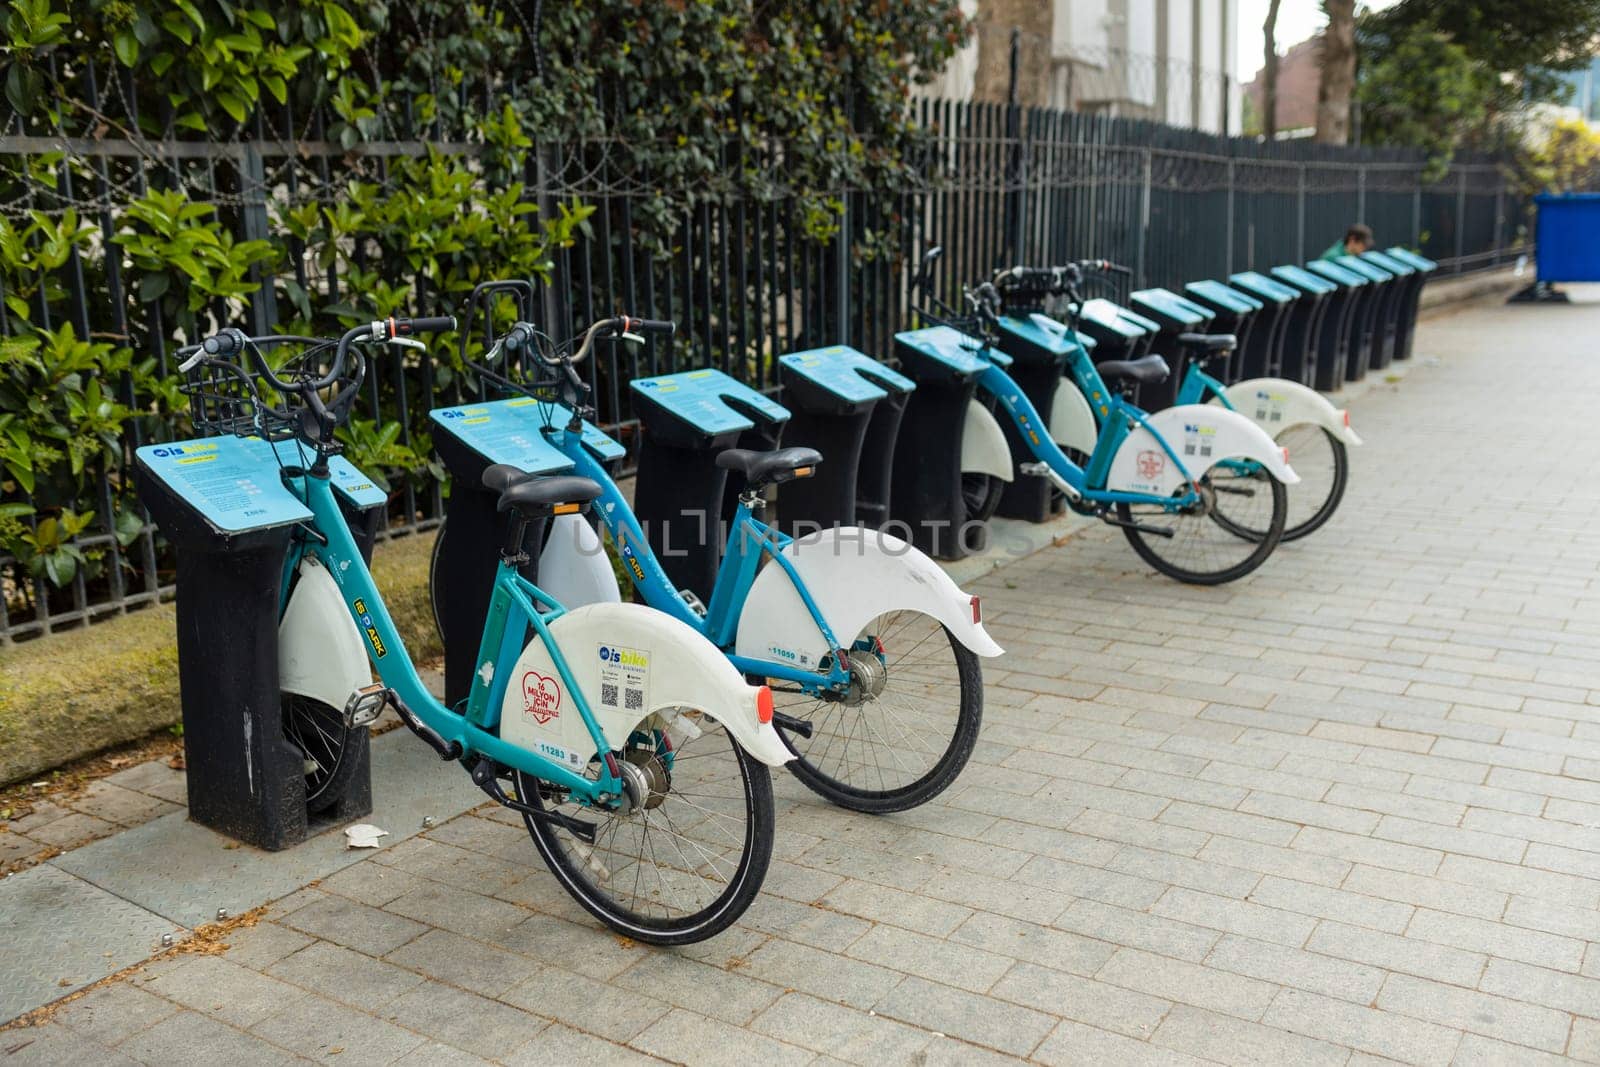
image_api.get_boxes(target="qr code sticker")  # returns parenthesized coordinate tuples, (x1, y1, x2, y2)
(1184, 444, 1196, 455)
(625, 688, 644, 711)
(601, 683, 619, 707)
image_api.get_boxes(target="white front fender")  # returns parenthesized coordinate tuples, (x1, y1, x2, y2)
(279, 557, 372, 711)
(537, 514, 622, 610)
(734, 527, 1004, 672)
(1214, 378, 1362, 447)
(961, 399, 1015, 482)
(1107, 404, 1301, 496)
(1049, 381, 1100, 455)
(499, 602, 792, 769)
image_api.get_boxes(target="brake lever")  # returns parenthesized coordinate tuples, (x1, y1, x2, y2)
(619, 330, 646, 345)
(388, 337, 427, 352)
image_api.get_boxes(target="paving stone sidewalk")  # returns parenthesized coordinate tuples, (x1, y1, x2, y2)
(6, 290, 1600, 1065)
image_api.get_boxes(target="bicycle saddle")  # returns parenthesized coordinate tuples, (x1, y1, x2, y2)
(482, 465, 603, 515)
(1177, 332, 1237, 353)
(1096, 354, 1170, 385)
(715, 447, 823, 489)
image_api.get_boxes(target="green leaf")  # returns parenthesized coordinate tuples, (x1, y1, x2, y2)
(112, 31, 139, 67)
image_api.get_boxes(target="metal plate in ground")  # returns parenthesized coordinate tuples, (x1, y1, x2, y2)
(0, 864, 180, 1023)
(51, 729, 481, 931)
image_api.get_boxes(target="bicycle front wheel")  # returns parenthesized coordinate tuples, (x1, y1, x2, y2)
(961, 472, 1004, 523)
(1117, 463, 1287, 584)
(763, 610, 983, 814)
(516, 710, 774, 946)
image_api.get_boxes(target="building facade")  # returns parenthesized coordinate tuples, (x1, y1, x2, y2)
(923, 0, 1242, 135)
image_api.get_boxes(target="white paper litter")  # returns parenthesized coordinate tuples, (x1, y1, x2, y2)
(344, 823, 389, 849)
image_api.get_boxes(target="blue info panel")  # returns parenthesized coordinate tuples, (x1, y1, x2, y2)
(894, 325, 1013, 372)
(1079, 299, 1152, 338)
(431, 399, 582, 473)
(138, 436, 395, 533)
(996, 313, 1089, 356)
(779, 346, 915, 402)
(630, 368, 791, 434)
(1186, 279, 1263, 312)
(136, 437, 311, 533)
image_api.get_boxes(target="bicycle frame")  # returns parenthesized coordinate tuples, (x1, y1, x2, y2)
(1174, 361, 1234, 409)
(554, 424, 855, 695)
(979, 345, 1204, 511)
(283, 468, 623, 805)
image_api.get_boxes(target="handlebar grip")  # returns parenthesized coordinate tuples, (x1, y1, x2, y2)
(627, 318, 675, 336)
(202, 330, 243, 356)
(397, 316, 456, 334)
(502, 322, 535, 353)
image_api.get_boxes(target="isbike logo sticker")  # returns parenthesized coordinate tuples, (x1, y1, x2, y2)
(598, 643, 650, 714)
(150, 442, 220, 458)
(353, 597, 387, 658)
(1181, 423, 1217, 459)
(521, 670, 562, 725)
(1136, 450, 1166, 481)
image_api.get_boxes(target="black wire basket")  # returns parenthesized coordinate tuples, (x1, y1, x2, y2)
(178, 336, 343, 442)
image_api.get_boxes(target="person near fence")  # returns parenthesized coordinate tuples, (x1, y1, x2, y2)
(1321, 222, 1373, 260)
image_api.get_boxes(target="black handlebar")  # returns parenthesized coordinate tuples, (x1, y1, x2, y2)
(625, 317, 675, 336)
(400, 316, 457, 334)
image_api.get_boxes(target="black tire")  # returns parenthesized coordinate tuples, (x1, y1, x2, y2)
(961, 472, 1004, 524)
(1118, 464, 1287, 585)
(282, 694, 365, 815)
(760, 611, 984, 814)
(1278, 425, 1350, 542)
(515, 714, 774, 946)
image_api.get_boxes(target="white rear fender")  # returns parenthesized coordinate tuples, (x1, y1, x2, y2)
(279, 556, 372, 711)
(537, 514, 622, 609)
(1214, 378, 1363, 447)
(1049, 380, 1100, 454)
(734, 527, 1004, 669)
(499, 602, 792, 769)
(1107, 404, 1301, 496)
(961, 399, 1014, 482)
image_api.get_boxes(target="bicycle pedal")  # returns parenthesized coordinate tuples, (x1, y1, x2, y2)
(678, 588, 708, 617)
(343, 683, 393, 728)
(1018, 461, 1082, 501)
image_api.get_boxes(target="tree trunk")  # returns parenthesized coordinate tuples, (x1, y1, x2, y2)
(1262, 0, 1283, 139)
(970, 0, 1053, 106)
(1315, 0, 1356, 144)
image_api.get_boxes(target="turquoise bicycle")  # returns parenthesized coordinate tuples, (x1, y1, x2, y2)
(427, 288, 1001, 815)
(916, 251, 1300, 584)
(176, 319, 791, 944)
(995, 262, 1362, 542)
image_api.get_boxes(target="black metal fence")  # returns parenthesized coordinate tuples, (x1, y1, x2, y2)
(0, 95, 1527, 643)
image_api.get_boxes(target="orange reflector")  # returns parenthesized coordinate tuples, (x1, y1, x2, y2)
(792, 466, 815, 479)
(553, 502, 581, 515)
(1342, 410, 1350, 427)
(1282, 447, 1290, 464)
(756, 685, 774, 724)
(970, 595, 982, 624)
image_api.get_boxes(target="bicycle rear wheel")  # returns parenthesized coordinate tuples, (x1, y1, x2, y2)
(1276, 424, 1349, 542)
(1117, 463, 1287, 584)
(760, 610, 983, 814)
(516, 710, 774, 946)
